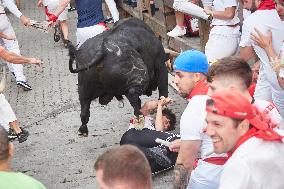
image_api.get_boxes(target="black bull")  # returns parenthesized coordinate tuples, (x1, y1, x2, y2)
(68, 18, 168, 136)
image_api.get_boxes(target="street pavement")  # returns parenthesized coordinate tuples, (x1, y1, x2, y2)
(3, 1, 188, 188)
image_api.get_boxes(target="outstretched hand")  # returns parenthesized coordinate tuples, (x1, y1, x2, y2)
(20, 15, 31, 26)
(28, 58, 43, 67)
(158, 96, 173, 107)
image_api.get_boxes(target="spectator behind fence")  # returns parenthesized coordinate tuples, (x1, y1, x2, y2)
(205, 90, 284, 189)
(0, 126, 47, 188)
(94, 145, 152, 189)
(167, 0, 240, 62)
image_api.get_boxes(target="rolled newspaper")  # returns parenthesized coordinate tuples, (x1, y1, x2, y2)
(155, 138, 171, 147)
(30, 20, 50, 33)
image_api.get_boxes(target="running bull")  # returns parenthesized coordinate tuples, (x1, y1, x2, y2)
(68, 18, 168, 136)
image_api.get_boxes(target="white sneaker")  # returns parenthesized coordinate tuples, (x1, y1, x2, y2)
(167, 26, 186, 37)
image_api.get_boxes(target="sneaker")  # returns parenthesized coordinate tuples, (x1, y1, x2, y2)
(8, 128, 17, 141)
(17, 128, 29, 143)
(105, 17, 114, 24)
(167, 26, 186, 38)
(68, 6, 76, 12)
(17, 81, 32, 91)
(11, 72, 16, 79)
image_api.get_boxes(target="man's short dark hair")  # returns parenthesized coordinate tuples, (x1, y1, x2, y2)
(162, 108, 176, 131)
(0, 126, 9, 161)
(207, 57, 252, 88)
(94, 145, 152, 189)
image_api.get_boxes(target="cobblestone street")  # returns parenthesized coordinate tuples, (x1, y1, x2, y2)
(3, 1, 187, 188)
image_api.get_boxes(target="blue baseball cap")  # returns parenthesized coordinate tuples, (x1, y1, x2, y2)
(173, 50, 209, 74)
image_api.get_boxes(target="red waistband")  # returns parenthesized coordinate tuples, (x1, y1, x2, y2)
(97, 22, 109, 30)
(203, 157, 228, 165)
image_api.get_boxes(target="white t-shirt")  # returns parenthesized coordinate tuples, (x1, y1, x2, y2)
(43, 0, 60, 10)
(240, 10, 284, 118)
(210, 0, 240, 36)
(253, 99, 283, 128)
(219, 137, 284, 189)
(180, 95, 226, 187)
(211, 0, 239, 26)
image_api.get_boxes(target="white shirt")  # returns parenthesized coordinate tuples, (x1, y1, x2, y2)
(0, 0, 22, 18)
(210, 0, 240, 36)
(211, 0, 239, 26)
(181, 95, 225, 187)
(253, 99, 283, 128)
(42, 0, 60, 8)
(219, 137, 284, 189)
(240, 10, 284, 118)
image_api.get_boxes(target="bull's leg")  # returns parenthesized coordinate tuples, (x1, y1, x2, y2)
(79, 100, 91, 137)
(126, 89, 142, 117)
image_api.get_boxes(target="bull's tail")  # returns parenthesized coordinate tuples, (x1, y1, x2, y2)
(67, 41, 78, 73)
(67, 41, 104, 73)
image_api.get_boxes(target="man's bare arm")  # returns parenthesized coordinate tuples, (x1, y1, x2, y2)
(173, 140, 201, 189)
(239, 46, 257, 62)
(0, 46, 42, 65)
(0, 32, 16, 40)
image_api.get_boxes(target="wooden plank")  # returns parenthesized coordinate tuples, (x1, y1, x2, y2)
(168, 36, 201, 52)
(117, 1, 141, 18)
(163, 0, 174, 8)
(168, 73, 178, 91)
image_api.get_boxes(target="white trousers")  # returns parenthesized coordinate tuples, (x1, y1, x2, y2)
(205, 29, 240, 62)
(76, 24, 107, 48)
(173, 0, 212, 20)
(0, 93, 17, 131)
(104, 0, 119, 22)
(0, 14, 26, 82)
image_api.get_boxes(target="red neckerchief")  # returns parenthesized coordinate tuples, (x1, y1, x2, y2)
(187, 79, 208, 99)
(257, 0, 276, 10)
(227, 127, 283, 158)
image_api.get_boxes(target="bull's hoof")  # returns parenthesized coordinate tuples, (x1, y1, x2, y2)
(78, 125, 88, 137)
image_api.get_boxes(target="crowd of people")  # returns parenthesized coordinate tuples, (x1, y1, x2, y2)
(0, 0, 284, 188)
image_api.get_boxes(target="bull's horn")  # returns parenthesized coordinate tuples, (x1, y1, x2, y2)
(0, 66, 6, 93)
(164, 48, 179, 57)
(70, 51, 104, 73)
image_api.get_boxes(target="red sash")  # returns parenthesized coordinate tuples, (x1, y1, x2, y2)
(257, 0, 275, 10)
(187, 79, 208, 99)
